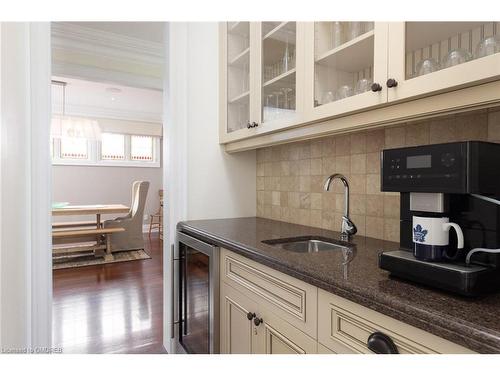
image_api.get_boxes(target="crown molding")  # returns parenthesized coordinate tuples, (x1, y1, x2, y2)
(51, 22, 164, 67)
(52, 102, 162, 124)
(52, 61, 163, 91)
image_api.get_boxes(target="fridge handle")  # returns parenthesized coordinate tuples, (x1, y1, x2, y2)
(170, 243, 175, 339)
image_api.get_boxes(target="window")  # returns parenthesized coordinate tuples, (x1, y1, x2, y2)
(52, 133, 160, 167)
(101, 133, 125, 160)
(60, 137, 89, 159)
(131, 135, 154, 161)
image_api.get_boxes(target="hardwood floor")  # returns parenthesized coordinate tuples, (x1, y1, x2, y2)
(52, 233, 166, 354)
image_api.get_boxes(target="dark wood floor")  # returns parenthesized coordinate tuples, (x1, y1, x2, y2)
(52, 233, 166, 354)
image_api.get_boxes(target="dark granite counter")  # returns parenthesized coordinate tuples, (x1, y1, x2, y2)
(177, 217, 500, 353)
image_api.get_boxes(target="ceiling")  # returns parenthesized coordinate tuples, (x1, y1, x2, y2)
(52, 76, 162, 123)
(69, 22, 164, 43)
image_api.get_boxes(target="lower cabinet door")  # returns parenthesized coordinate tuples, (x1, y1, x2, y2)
(254, 309, 317, 354)
(220, 283, 259, 354)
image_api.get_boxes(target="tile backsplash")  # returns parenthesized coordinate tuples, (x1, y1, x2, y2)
(256, 108, 500, 242)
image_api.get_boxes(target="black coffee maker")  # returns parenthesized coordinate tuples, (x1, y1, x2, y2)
(378, 141, 500, 296)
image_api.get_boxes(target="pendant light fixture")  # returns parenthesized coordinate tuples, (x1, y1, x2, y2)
(51, 80, 102, 140)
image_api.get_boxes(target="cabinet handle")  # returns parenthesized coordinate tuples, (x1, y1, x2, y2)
(253, 317, 263, 326)
(367, 332, 399, 354)
(371, 83, 382, 92)
(247, 312, 256, 321)
(386, 78, 398, 88)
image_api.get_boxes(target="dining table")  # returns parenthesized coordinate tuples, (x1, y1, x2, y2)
(52, 204, 130, 228)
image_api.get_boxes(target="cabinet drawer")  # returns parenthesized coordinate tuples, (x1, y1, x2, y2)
(318, 289, 474, 354)
(221, 248, 317, 338)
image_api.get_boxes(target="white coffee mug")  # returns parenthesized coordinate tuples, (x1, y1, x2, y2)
(412, 216, 464, 261)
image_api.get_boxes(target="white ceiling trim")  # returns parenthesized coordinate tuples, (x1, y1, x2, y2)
(52, 61, 163, 91)
(51, 22, 164, 67)
(52, 103, 162, 124)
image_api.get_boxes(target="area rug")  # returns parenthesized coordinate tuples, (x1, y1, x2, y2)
(53, 249, 151, 270)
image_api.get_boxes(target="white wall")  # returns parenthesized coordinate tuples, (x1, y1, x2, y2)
(53, 165, 163, 224)
(185, 23, 256, 220)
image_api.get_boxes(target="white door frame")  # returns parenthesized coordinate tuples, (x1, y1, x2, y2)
(0, 23, 52, 350)
(162, 22, 189, 354)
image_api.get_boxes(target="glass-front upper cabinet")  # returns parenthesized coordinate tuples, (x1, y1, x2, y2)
(259, 22, 300, 127)
(387, 22, 500, 102)
(222, 22, 252, 137)
(304, 22, 388, 121)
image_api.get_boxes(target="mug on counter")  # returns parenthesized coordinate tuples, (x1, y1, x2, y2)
(412, 216, 464, 261)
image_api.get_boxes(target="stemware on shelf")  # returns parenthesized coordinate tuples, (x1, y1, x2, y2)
(337, 85, 353, 100)
(331, 22, 344, 49)
(322, 90, 335, 105)
(475, 35, 500, 59)
(414, 58, 440, 77)
(282, 88, 294, 110)
(347, 22, 363, 41)
(442, 48, 472, 69)
(355, 77, 373, 94)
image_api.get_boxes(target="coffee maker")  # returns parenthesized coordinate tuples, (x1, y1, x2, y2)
(378, 141, 500, 296)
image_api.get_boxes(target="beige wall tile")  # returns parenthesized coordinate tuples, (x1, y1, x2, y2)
(488, 110, 500, 141)
(264, 162, 273, 176)
(311, 158, 322, 175)
(272, 161, 281, 176)
(350, 174, 366, 194)
(429, 117, 459, 143)
(366, 174, 381, 195)
(366, 216, 384, 239)
(350, 194, 366, 215)
(257, 177, 264, 191)
(289, 160, 300, 176)
(264, 191, 272, 205)
(280, 192, 289, 207)
(299, 159, 311, 176)
(310, 176, 324, 192)
(383, 195, 400, 218)
(322, 157, 336, 176)
(335, 135, 351, 156)
(351, 214, 365, 236)
(366, 152, 380, 174)
(311, 209, 322, 227)
(384, 218, 400, 242)
(298, 142, 311, 159)
(311, 139, 323, 158)
(299, 209, 311, 226)
(335, 155, 350, 175)
(365, 129, 385, 152)
(366, 194, 384, 217)
(281, 161, 291, 176)
(385, 126, 406, 149)
(281, 207, 291, 221)
(271, 205, 281, 220)
(350, 132, 366, 154)
(351, 154, 366, 174)
(311, 193, 322, 210)
(257, 191, 265, 205)
(405, 123, 429, 146)
(257, 163, 264, 177)
(322, 136, 336, 156)
(299, 176, 311, 192)
(272, 191, 281, 206)
(457, 113, 487, 141)
(299, 193, 311, 209)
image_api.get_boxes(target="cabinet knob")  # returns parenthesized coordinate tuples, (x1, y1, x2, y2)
(367, 332, 399, 354)
(253, 317, 263, 326)
(251, 122, 259, 128)
(371, 83, 382, 92)
(246, 122, 252, 129)
(386, 78, 398, 88)
(247, 312, 256, 321)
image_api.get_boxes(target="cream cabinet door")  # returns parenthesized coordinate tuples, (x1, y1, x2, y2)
(254, 308, 317, 354)
(220, 282, 259, 354)
(387, 22, 500, 102)
(303, 22, 389, 123)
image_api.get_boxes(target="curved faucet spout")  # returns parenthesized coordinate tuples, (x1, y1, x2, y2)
(324, 173, 357, 240)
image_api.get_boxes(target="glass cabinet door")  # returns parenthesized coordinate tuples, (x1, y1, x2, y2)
(388, 22, 500, 102)
(260, 22, 298, 125)
(226, 22, 251, 133)
(305, 22, 388, 121)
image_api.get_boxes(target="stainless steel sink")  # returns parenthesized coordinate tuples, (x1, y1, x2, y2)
(262, 236, 354, 253)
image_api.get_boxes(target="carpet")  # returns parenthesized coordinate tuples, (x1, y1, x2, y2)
(53, 249, 151, 270)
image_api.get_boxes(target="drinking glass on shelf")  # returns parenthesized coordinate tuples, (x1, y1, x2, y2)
(337, 85, 353, 100)
(442, 48, 472, 69)
(347, 22, 363, 41)
(475, 35, 500, 59)
(282, 88, 294, 110)
(414, 58, 440, 77)
(321, 91, 335, 105)
(331, 22, 344, 49)
(355, 77, 373, 94)
(364, 22, 374, 32)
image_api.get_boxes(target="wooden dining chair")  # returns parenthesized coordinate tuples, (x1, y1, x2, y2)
(149, 189, 163, 238)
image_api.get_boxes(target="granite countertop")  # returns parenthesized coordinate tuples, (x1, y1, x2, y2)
(178, 217, 500, 353)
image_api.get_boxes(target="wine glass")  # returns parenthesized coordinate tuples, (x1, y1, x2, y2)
(414, 58, 440, 77)
(331, 22, 343, 48)
(321, 91, 335, 105)
(442, 48, 472, 69)
(355, 77, 373, 94)
(337, 85, 353, 100)
(475, 35, 500, 59)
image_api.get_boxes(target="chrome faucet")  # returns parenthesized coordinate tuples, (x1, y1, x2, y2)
(324, 173, 357, 240)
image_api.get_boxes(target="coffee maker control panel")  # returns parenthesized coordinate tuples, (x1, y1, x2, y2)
(382, 142, 467, 193)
